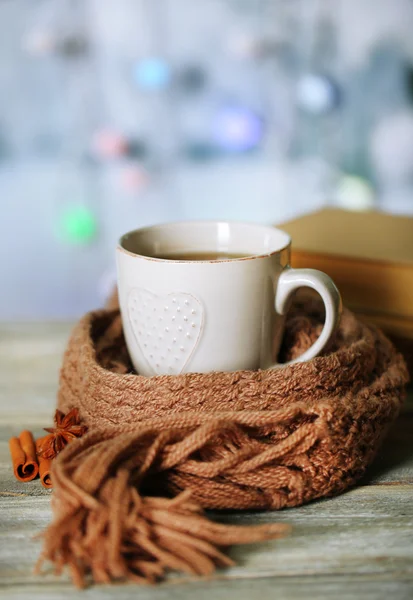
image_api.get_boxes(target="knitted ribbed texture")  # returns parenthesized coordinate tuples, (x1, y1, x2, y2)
(37, 297, 408, 587)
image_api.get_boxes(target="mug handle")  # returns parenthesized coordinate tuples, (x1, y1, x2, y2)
(275, 268, 342, 364)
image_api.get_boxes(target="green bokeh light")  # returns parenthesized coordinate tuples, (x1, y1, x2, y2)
(60, 206, 98, 244)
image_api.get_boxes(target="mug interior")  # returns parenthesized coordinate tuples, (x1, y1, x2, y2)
(119, 221, 291, 261)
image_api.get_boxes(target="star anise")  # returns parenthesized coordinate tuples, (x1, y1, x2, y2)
(37, 408, 88, 459)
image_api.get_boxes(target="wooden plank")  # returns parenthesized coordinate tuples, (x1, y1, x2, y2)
(2, 575, 413, 600)
(0, 322, 72, 425)
(1, 485, 412, 587)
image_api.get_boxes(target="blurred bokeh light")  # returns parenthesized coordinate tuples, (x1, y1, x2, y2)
(1, 0, 413, 318)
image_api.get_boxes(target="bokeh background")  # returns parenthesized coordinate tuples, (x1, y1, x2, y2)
(1, 0, 413, 318)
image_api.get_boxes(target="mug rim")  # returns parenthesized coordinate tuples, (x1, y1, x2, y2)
(118, 220, 291, 263)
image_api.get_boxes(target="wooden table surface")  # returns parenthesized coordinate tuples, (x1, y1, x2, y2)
(1, 322, 412, 599)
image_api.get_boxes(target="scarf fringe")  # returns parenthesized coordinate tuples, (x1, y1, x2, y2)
(35, 423, 293, 587)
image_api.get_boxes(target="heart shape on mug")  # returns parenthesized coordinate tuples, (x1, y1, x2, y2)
(128, 288, 204, 375)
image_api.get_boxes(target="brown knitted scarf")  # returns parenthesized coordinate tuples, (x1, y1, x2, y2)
(37, 296, 409, 587)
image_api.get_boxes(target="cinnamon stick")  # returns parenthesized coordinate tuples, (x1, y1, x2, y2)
(36, 437, 52, 489)
(9, 430, 39, 482)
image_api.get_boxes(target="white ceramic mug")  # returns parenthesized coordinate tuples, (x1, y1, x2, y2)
(117, 221, 342, 376)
